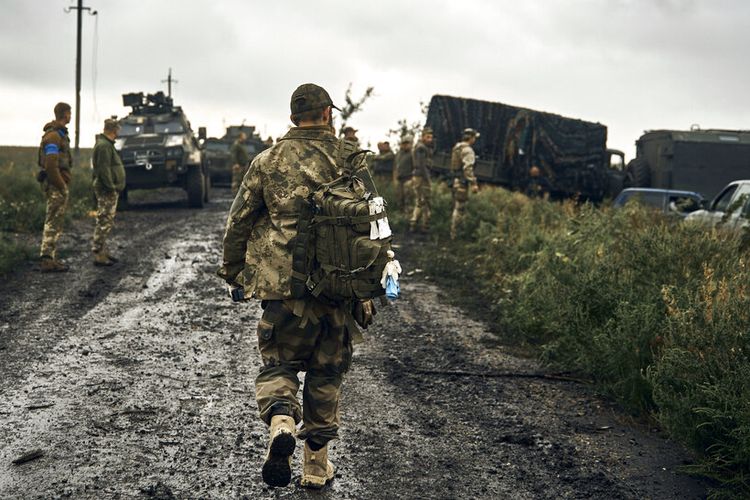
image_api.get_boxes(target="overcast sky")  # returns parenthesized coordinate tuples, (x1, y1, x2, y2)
(1, 0, 749, 158)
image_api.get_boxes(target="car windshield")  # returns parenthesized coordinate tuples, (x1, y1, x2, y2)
(154, 121, 185, 134)
(713, 186, 738, 212)
(620, 191, 665, 209)
(118, 123, 143, 137)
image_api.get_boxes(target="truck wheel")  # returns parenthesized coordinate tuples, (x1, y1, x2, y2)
(186, 167, 205, 208)
(625, 158, 650, 187)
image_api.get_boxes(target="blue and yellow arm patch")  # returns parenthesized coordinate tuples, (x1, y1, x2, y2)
(44, 143, 60, 155)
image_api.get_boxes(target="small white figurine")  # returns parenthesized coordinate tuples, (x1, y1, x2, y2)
(381, 250, 402, 300)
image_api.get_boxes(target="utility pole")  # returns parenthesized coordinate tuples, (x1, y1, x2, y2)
(162, 68, 178, 98)
(65, 1, 97, 158)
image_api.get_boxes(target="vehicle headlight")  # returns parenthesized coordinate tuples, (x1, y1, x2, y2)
(114, 138, 125, 151)
(166, 147, 183, 158)
(165, 135, 184, 147)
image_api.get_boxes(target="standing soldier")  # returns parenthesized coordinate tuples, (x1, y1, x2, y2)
(342, 126, 360, 148)
(450, 128, 480, 240)
(91, 118, 126, 266)
(230, 131, 250, 194)
(394, 134, 414, 214)
(409, 127, 434, 233)
(38, 102, 73, 273)
(218, 83, 378, 489)
(370, 141, 395, 187)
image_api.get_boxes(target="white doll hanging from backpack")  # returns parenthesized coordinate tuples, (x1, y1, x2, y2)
(380, 250, 402, 300)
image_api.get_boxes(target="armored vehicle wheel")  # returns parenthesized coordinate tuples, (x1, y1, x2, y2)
(203, 173, 211, 203)
(117, 188, 129, 210)
(625, 158, 650, 188)
(186, 166, 205, 208)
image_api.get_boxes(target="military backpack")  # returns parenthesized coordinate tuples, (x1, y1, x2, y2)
(291, 141, 392, 304)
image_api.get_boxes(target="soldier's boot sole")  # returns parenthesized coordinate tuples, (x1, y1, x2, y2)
(262, 431, 295, 487)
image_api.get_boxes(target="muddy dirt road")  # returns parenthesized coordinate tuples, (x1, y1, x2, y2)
(0, 189, 709, 499)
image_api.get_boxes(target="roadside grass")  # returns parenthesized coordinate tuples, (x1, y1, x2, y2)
(0, 146, 93, 273)
(399, 181, 750, 497)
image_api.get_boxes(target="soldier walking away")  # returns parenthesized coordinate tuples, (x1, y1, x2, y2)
(409, 127, 434, 233)
(526, 165, 552, 199)
(230, 131, 250, 194)
(91, 118, 126, 266)
(450, 128, 480, 240)
(342, 126, 360, 148)
(219, 83, 383, 490)
(38, 102, 73, 273)
(394, 134, 414, 214)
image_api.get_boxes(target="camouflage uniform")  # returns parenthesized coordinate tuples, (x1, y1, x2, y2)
(91, 133, 126, 255)
(39, 120, 72, 260)
(370, 145, 394, 189)
(409, 139, 433, 232)
(230, 139, 250, 194)
(394, 147, 414, 214)
(450, 141, 478, 240)
(219, 124, 359, 447)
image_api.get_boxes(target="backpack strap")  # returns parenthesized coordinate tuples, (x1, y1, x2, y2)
(336, 139, 358, 173)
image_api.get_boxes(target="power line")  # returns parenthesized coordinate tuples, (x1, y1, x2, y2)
(64, 1, 97, 157)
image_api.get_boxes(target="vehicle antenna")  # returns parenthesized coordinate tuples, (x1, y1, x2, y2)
(162, 68, 179, 98)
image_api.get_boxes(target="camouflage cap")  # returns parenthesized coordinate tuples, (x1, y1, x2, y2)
(342, 126, 357, 134)
(290, 83, 340, 114)
(422, 126, 433, 136)
(401, 134, 414, 143)
(463, 128, 480, 139)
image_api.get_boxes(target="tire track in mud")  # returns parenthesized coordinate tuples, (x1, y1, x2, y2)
(0, 190, 710, 499)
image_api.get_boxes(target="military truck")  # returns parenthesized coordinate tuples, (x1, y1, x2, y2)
(624, 128, 750, 200)
(426, 95, 625, 200)
(204, 125, 269, 186)
(116, 91, 209, 208)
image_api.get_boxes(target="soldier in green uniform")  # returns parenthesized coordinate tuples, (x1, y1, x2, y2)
(91, 118, 126, 266)
(38, 102, 73, 273)
(342, 126, 360, 148)
(230, 131, 250, 195)
(219, 83, 377, 489)
(450, 128, 480, 240)
(394, 134, 414, 214)
(409, 127, 434, 233)
(370, 141, 395, 189)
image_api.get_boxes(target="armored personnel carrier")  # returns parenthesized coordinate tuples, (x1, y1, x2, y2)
(426, 95, 625, 200)
(625, 128, 750, 200)
(116, 91, 209, 208)
(204, 125, 269, 185)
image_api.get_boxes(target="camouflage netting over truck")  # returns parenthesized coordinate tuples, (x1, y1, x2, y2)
(426, 95, 621, 200)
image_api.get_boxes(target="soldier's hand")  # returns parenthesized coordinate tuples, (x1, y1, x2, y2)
(353, 299, 376, 329)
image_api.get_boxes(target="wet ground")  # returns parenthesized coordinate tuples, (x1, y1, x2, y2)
(0, 188, 710, 499)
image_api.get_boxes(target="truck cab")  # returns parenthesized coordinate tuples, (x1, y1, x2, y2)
(684, 180, 750, 229)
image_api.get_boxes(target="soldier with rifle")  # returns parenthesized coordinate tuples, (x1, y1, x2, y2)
(449, 128, 480, 240)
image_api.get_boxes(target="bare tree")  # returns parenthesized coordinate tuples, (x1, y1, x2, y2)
(387, 100, 429, 141)
(338, 83, 375, 135)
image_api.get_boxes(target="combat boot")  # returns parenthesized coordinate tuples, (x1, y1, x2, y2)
(40, 256, 69, 273)
(300, 442, 335, 489)
(93, 252, 114, 267)
(261, 415, 296, 487)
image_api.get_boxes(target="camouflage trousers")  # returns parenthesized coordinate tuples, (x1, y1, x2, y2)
(255, 299, 353, 446)
(450, 182, 469, 240)
(40, 184, 69, 259)
(92, 186, 119, 254)
(231, 164, 248, 195)
(409, 176, 431, 230)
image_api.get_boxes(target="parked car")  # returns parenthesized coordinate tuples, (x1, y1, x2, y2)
(613, 188, 704, 218)
(684, 180, 750, 229)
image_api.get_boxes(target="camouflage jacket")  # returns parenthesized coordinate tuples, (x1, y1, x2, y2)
(40, 120, 72, 189)
(229, 140, 249, 167)
(451, 141, 478, 185)
(92, 134, 126, 192)
(219, 125, 344, 300)
(412, 141, 433, 179)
